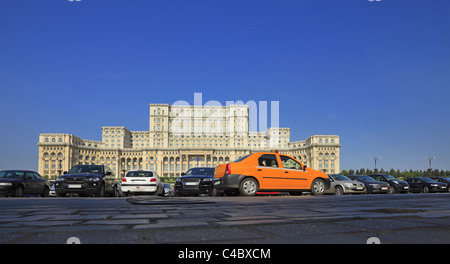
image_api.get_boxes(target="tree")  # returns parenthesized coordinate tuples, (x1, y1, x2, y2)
(340, 169, 349, 176)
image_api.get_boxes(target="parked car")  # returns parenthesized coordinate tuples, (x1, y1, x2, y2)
(175, 167, 216, 196)
(49, 181, 56, 197)
(325, 174, 366, 195)
(369, 174, 410, 194)
(347, 175, 390, 194)
(405, 177, 447, 193)
(55, 164, 119, 197)
(121, 170, 164, 196)
(429, 177, 450, 192)
(214, 152, 330, 196)
(0, 170, 51, 197)
(164, 183, 175, 197)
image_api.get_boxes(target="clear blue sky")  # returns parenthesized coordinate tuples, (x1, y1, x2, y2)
(1, 0, 449, 172)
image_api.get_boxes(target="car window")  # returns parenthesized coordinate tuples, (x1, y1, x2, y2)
(25, 172, 34, 179)
(185, 168, 215, 175)
(69, 165, 104, 174)
(33, 172, 42, 179)
(126, 171, 153, 177)
(373, 175, 382, 181)
(233, 155, 250, 163)
(258, 154, 279, 167)
(280, 155, 303, 170)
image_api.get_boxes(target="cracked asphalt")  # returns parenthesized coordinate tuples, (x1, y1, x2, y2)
(1, 193, 450, 244)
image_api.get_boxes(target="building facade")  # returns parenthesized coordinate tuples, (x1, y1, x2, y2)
(38, 104, 340, 178)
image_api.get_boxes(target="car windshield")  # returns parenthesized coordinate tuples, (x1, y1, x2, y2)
(126, 171, 153, 177)
(333, 174, 352, 181)
(185, 168, 215, 176)
(385, 175, 398, 180)
(352, 176, 375, 181)
(0, 171, 24, 179)
(68, 165, 103, 174)
(233, 155, 250, 163)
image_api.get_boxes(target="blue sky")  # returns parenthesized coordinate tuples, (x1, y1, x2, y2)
(1, 0, 449, 172)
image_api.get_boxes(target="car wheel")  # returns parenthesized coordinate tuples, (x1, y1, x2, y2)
(422, 186, 429, 193)
(334, 186, 344, 195)
(112, 186, 119, 197)
(15, 185, 24, 197)
(239, 178, 258, 196)
(41, 186, 50, 197)
(311, 178, 325, 195)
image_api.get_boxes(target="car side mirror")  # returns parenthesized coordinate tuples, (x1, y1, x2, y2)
(303, 165, 307, 171)
(105, 171, 112, 176)
(63, 171, 68, 175)
(181, 172, 186, 176)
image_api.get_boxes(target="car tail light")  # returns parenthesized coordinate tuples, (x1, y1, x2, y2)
(225, 163, 231, 175)
(150, 178, 156, 182)
(122, 178, 127, 182)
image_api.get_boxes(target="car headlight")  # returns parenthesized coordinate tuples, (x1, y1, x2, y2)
(55, 176, 64, 182)
(431, 184, 438, 187)
(86, 177, 101, 182)
(202, 178, 213, 182)
(0, 182, 12, 186)
(344, 183, 353, 187)
(370, 184, 380, 188)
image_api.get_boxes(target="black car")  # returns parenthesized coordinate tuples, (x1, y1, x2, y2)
(347, 175, 390, 194)
(175, 167, 216, 196)
(369, 174, 410, 194)
(55, 164, 119, 197)
(0, 170, 51, 197)
(405, 177, 447, 193)
(430, 177, 450, 192)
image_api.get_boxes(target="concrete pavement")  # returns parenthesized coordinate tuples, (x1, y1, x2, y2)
(0, 193, 450, 244)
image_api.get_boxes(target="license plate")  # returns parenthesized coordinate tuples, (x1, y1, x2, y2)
(68, 184, 82, 188)
(404, 186, 409, 189)
(381, 187, 388, 190)
(185, 182, 198, 186)
(356, 187, 363, 190)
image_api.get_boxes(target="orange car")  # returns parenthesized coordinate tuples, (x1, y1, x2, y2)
(214, 152, 330, 196)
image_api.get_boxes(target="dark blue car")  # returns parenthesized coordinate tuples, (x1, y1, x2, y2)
(175, 167, 216, 196)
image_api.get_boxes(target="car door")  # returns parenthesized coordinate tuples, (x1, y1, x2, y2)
(279, 155, 309, 190)
(33, 172, 45, 194)
(23, 171, 37, 194)
(409, 178, 420, 192)
(254, 154, 283, 190)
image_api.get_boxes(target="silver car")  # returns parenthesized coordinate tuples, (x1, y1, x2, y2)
(325, 174, 366, 195)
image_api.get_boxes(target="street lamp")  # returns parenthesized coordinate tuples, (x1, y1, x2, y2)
(370, 156, 381, 173)
(425, 156, 436, 172)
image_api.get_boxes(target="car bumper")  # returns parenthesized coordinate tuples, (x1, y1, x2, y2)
(395, 185, 410, 193)
(0, 186, 16, 196)
(213, 174, 244, 190)
(343, 186, 366, 194)
(122, 184, 157, 194)
(367, 186, 389, 194)
(55, 182, 101, 195)
(174, 183, 214, 195)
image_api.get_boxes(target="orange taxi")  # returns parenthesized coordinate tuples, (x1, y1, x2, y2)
(214, 152, 330, 196)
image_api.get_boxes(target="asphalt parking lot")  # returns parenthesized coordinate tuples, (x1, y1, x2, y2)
(1, 193, 450, 244)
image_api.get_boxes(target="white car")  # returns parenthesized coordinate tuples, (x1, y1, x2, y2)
(121, 170, 164, 196)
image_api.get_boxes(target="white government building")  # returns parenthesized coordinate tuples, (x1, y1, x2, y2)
(38, 103, 341, 178)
